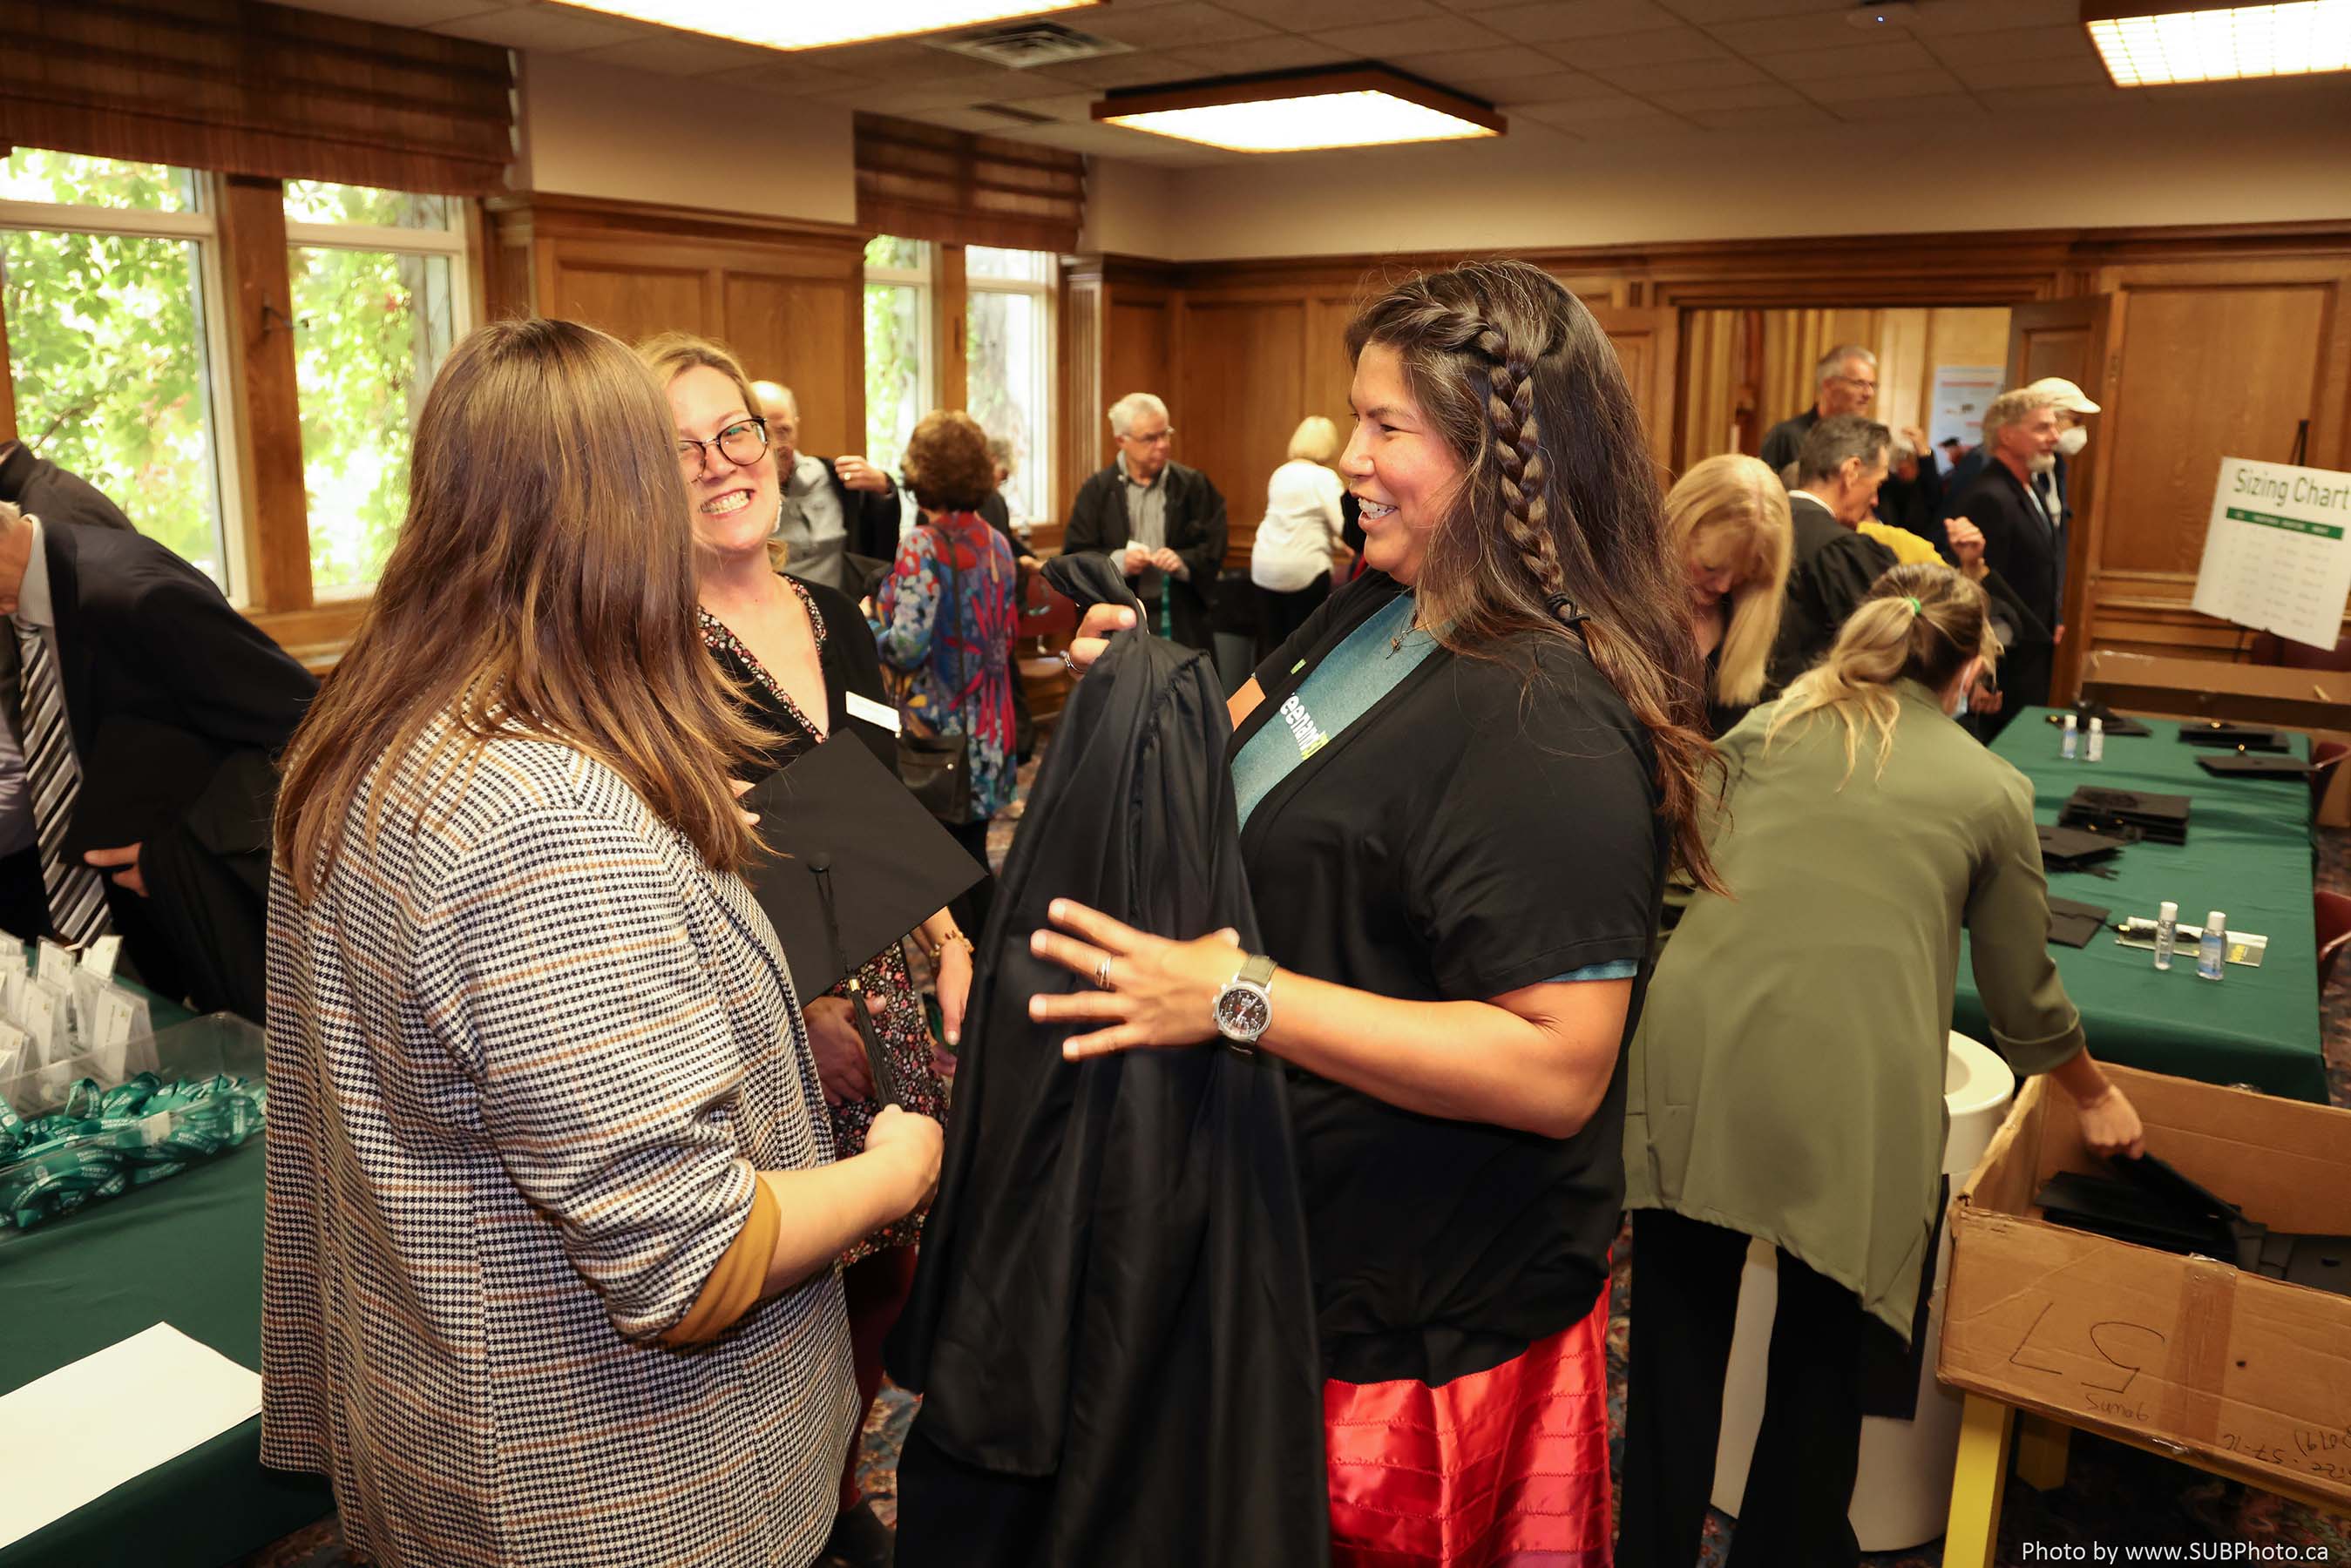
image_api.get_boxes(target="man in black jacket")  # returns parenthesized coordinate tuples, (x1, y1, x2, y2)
(1759, 345, 1879, 474)
(0, 497, 315, 1017)
(1948, 387, 2065, 729)
(751, 380, 902, 597)
(1061, 392, 1227, 653)
(0, 440, 136, 532)
(1768, 416, 1900, 690)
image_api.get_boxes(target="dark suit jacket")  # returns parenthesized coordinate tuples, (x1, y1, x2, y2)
(0, 443, 136, 532)
(1767, 492, 1899, 691)
(815, 457, 904, 565)
(1950, 460, 2059, 631)
(1061, 460, 1228, 652)
(44, 520, 316, 1009)
(1758, 408, 1824, 476)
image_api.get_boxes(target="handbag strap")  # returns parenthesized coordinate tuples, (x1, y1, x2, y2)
(809, 854, 904, 1108)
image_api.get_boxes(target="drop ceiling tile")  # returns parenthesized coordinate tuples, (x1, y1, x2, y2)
(1473, 0, 1682, 44)
(1800, 64, 1968, 101)
(1073, 1, 1277, 49)
(294, 0, 502, 24)
(1022, 49, 1220, 87)
(810, 79, 1009, 110)
(1751, 36, 1938, 78)
(1826, 91, 1991, 120)
(1495, 70, 1636, 105)
(1305, 16, 1512, 56)
(974, 88, 1099, 119)
(1508, 88, 1668, 124)
(1555, 51, 1765, 89)
(711, 60, 862, 91)
(1649, 0, 1853, 20)
(1643, 79, 1808, 112)
(1419, 44, 1587, 81)
(1943, 51, 2110, 90)
(1168, 35, 1355, 72)
(1909, 0, 2077, 32)
(1211, 0, 1439, 26)
(436, 6, 645, 51)
(1707, 9, 1898, 54)
(1682, 100, 1839, 129)
(1922, 24, 2101, 65)
(564, 32, 795, 75)
(1543, 24, 1731, 66)
(1971, 83, 2142, 112)
(1564, 109, 1704, 140)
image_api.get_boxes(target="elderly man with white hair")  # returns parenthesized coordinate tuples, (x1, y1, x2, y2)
(1947, 385, 2070, 731)
(1759, 345, 1880, 475)
(749, 378, 899, 596)
(1061, 391, 1228, 653)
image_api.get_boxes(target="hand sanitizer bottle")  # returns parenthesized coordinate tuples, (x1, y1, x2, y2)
(2197, 911, 2226, 981)
(2061, 712, 2078, 760)
(2153, 902, 2178, 971)
(2086, 717, 2104, 762)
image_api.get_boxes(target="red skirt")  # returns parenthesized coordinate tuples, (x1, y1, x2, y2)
(1324, 1281, 1613, 1567)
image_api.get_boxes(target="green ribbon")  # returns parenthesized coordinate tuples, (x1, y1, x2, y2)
(1, 1071, 266, 1230)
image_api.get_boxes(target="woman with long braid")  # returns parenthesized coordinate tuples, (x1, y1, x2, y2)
(1027, 260, 1715, 1565)
(1620, 562, 2143, 1568)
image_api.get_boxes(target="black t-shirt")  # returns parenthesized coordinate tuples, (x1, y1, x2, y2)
(1235, 571, 1666, 1386)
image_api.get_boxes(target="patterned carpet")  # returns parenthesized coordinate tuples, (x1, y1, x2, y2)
(241, 801, 2351, 1568)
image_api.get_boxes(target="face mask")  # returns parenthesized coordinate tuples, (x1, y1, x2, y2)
(2056, 426, 2089, 457)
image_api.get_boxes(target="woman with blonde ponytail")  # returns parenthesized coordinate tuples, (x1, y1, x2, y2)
(1619, 560, 2144, 1568)
(1025, 260, 1697, 1565)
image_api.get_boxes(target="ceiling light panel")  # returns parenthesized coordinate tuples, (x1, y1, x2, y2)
(1094, 66, 1504, 153)
(2083, 0, 2351, 84)
(550, 0, 1104, 52)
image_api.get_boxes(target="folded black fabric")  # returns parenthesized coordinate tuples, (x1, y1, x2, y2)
(2179, 720, 2289, 752)
(890, 548, 1327, 1567)
(2038, 824, 2129, 873)
(2061, 786, 2191, 845)
(2046, 704, 2152, 738)
(2046, 896, 2110, 947)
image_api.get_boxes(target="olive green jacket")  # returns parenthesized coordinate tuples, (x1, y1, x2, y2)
(1623, 680, 2085, 1340)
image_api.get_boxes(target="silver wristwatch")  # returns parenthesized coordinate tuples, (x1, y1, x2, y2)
(1212, 954, 1276, 1051)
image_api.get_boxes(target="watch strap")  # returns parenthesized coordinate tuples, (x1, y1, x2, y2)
(1236, 953, 1275, 990)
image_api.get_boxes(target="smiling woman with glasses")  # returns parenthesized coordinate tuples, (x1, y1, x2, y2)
(676, 414, 769, 475)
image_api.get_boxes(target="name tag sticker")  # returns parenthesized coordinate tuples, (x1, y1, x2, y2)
(844, 692, 902, 734)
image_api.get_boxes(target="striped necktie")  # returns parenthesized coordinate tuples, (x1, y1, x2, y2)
(15, 620, 109, 945)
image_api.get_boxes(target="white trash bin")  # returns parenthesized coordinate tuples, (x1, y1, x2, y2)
(1706, 1031, 2016, 1552)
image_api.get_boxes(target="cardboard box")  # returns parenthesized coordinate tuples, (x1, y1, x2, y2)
(2079, 652, 2351, 825)
(1940, 1064, 2351, 1508)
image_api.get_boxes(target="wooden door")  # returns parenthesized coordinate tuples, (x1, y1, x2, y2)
(2006, 296, 2116, 701)
(1588, 305, 1679, 474)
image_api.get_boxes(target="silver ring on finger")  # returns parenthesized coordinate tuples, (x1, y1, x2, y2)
(1058, 649, 1080, 677)
(1094, 955, 1114, 990)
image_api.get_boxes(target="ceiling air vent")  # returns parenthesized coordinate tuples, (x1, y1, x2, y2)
(926, 21, 1135, 70)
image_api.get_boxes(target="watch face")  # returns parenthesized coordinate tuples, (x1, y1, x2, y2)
(1216, 985, 1270, 1040)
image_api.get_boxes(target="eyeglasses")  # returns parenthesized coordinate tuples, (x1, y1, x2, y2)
(1832, 375, 1878, 394)
(677, 417, 769, 476)
(1123, 428, 1175, 446)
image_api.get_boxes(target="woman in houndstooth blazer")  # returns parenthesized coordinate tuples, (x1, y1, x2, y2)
(261, 318, 940, 1568)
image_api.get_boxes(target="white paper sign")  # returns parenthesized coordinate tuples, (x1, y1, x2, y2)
(35, 939, 74, 989)
(1929, 365, 2005, 456)
(80, 933, 122, 983)
(0, 1323, 264, 1550)
(2192, 457, 2351, 651)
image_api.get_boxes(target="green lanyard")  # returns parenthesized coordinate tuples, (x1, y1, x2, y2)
(0, 1071, 266, 1230)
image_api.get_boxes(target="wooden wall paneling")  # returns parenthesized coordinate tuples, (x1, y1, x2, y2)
(1302, 294, 1358, 450)
(1674, 309, 1741, 470)
(720, 268, 862, 459)
(933, 241, 967, 415)
(539, 239, 715, 342)
(1587, 305, 1678, 475)
(1177, 297, 1304, 567)
(216, 173, 312, 612)
(1054, 264, 1105, 542)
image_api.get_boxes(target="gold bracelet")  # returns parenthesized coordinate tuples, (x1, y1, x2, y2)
(925, 929, 972, 965)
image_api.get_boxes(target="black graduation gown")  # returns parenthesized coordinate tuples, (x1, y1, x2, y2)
(888, 551, 1327, 1567)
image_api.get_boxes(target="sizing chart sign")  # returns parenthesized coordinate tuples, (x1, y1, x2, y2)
(2191, 456, 2351, 650)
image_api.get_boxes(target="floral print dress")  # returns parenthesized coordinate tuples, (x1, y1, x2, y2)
(871, 513, 1020, 822)
(701, 576, 947, 1257)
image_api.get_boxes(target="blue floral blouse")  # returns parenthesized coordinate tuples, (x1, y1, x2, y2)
(872, 513, 1020, 821)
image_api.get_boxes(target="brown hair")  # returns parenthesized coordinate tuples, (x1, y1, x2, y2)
(275, 317, 766, 899)
(1765, 560, 1995, 784)
(904, 409, 995, 512)
(1346, 260, 1722, 892)
(1664, 454, 1792, 709)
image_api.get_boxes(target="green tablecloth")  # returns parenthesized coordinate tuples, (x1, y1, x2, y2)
(1953, 709, 2329, 1102)
(0, 1008, 331, 1568)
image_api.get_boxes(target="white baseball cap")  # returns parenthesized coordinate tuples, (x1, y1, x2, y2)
(2024, 376, 2101, 414)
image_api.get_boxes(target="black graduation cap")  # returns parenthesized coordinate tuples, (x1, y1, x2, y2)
(2036, 823, 2129, 874)
(2060, 786, 2191, 845)
(2195, 752, 2314, 781)
(2044, 702, 2152, 738)
(737, 733, 986, 1014)
(2178, 720, 2289, 752)
(2045, 895, 2112, 948)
